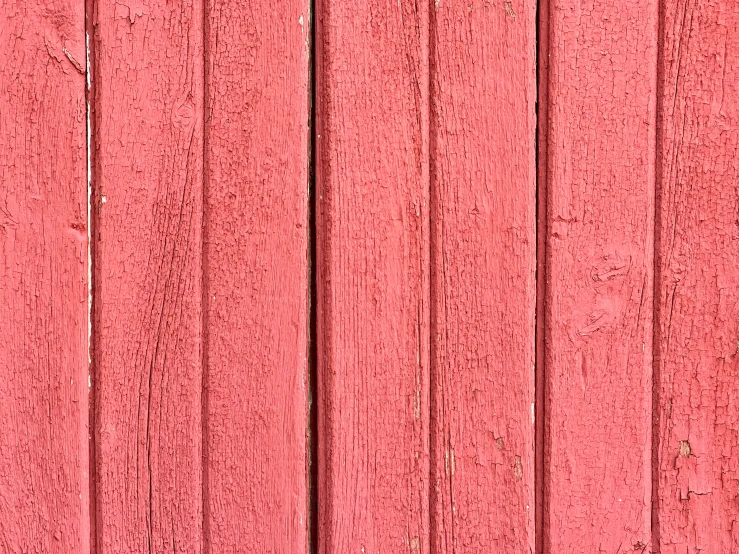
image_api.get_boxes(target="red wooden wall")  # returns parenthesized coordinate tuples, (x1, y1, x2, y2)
(1, 0, 738, 552)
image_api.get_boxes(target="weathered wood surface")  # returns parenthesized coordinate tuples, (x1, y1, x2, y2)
(655, 1, 739, 551)
(203, 0, 310, 550)
(430, 0, 537, 551)
(0, 1, 89, 551)
(7, 1, 739, 551)
(543, 0, 658, 550)
(314, 0, 431, 551)
(91, 0, 204, 550)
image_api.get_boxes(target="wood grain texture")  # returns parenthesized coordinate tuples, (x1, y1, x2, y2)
(543, 0, 658, 550)
(655, 1, 739, 551)
(91, 0, 204, 550)
(314, 0, 431, 551)
(429, 0, 537, 551)
(203, 0, 310, 550)
(0, 1, 89, 552)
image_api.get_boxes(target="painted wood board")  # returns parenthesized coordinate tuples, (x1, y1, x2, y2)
(0, 0, 90, 551)
(91, 0, 204, 549)
(315, 0, 431, 550)
(430, 0, 537, 551)
(203, 0, 311, 550)
(543, 0, 658, 550)
(655, 1, 739, 551)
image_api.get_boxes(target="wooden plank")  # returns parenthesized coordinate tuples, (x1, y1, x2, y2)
(429, 0, 537, 551)
(90, 0, 204, 550)
(0, 1, 89, 552)
(314, 0, 430, 551)
(655, 2, 739, 551)
(543, 0, 658, 550)
(203, 0, 310, 551)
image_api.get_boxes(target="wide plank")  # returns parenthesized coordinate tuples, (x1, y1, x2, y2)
(543, 0, 658, 550)
(203, 0, 310, 551)
(315, 0, 431, 550)
(91, 0, 204, 550)
(655, 1, 739, 551)
(430, 0, 537, 551)
(0, 1, 89, 551)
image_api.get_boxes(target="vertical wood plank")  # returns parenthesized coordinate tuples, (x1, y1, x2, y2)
(315, 0, 430, 551)
(203, 0, 310, 550)
(0, 1, 89, 552)
(544, 0, 658, 550)
(429, 0, 537, 551)
(656, 2, 739, 551)
(91, 0, 204, 549)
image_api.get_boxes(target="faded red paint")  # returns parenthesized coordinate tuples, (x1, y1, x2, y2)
(91, 0, 205, 549)
(3, 0, 739, 552)
(543, 0, 658, 550)
(655, 1, 739, 551)
(0, 0, 89, 551)
(314, 0, 431, 551)
(203, 0, 310, 550)
(430, 0, 537, 551)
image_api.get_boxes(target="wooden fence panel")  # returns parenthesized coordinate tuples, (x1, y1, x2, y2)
(314, 0, 431, 551)
(430, 0, 537, 552)
(203, 0, 310, 550)
(0, 1, 89, 552)
(543, 0, 658, 550)
(655, 1, 739, 551)
(9, 1, 739, 550)
(91, 0, 204, 550)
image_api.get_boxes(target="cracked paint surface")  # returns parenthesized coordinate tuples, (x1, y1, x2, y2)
(430, 0, 537, 552)
(92, 0, 205, 550)
(315, 0, 431, 551)
(203, 0, 310, 550)
(0, 0, 89, 551)
(656, 1, 739, 551)
(544, 0, 658, 550)
(5, 0, 739, 551)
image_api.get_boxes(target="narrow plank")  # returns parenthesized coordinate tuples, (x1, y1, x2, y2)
(543, 0, 658, 550)
(203, 0, 310, 550)
(429, 0, 537, 551)
(655, 2, 739, 551)
(0, 1, 89, 552)
(91, 0, 204, 550)
(314, 0, 430, 551)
